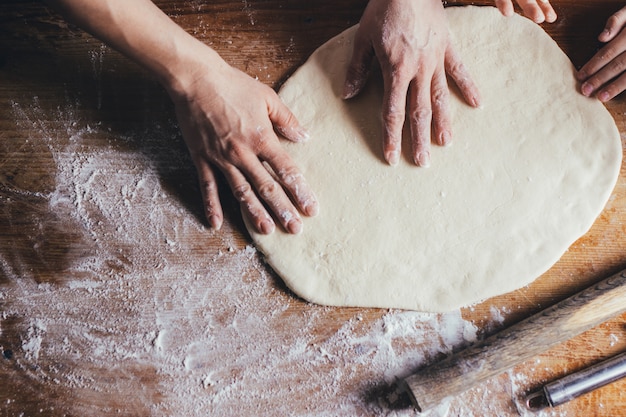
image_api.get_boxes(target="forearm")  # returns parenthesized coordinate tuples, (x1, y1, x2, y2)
(45, 0, 225, 97)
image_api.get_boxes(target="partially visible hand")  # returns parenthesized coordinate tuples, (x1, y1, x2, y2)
(170, 57, 318, 234)
(578, 7, 626, 102)
(495, 0, 557, 23)
(343, 0, 480, 167)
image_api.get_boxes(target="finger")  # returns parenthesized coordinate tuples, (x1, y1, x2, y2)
(517, 0, 547, 23)
(261, 150, 319, 218)
(266, 97, 319, 217)
(408, 76, 433, 168)
(581, 51, 626, 101)
(343, 28, 375, 99)
(381, 73, 409, 166)
(196, 160, 224, 230)
(537, 0, 557, 23)
(267, 94, 310, 143)
(495, 0, 515, 17)
(236, 143, 304, 234)
(599, 8, 626, 42)
(225, 165, 276, 235)
(596, 72, 626, 102)
(578, 33, 626, 84)
(431, 68, 452, 147)
(444, 46, 481, 108)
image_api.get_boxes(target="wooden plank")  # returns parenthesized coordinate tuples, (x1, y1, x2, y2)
(0, 1, 625, 416)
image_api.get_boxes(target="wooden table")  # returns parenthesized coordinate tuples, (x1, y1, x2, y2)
(1, 1, 625, 416)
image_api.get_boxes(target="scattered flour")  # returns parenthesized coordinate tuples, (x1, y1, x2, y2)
(0, 95, 572, 416)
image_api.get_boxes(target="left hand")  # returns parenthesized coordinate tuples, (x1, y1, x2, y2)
(495, 0, 557, 23)
(578, 7, 626, 102)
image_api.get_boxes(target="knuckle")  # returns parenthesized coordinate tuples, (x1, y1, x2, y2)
(608, 14, 621, 28)
(280, 111, 298, 130)
(431, 87, 448, 107)
(410, 107, 433, 123)
(382, 109, 405, 128)
(233, 182, 253, 202)
(277, 166, 303, 186)
(224, 141, 246, 162)
(607, 54, 626, 72)
(204, 198, 219, 217)
(446, 60, 466, 78)
(199, 179, 218, 195)
(388, 61, 412, 81)
(257, 179, 280, 200)
(600, 45, 618, 62)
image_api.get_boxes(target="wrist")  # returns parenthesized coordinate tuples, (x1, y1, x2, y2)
(159, 38, 227, 103)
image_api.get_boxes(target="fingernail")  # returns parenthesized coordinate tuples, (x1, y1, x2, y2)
(440, 131, 451, 146)
(287, 218, 303, 234)
(581, 82, 593, 96)
(304, 199, 319, 217)
(208, 215, 222, 230)
(386, 150, 400, 166)
(416, 151, 431, 167)
(599, 91, 610, 102)
(259, 218, 275, 234)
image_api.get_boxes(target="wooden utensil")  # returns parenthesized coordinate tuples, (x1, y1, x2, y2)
(402, 268, 626, 413)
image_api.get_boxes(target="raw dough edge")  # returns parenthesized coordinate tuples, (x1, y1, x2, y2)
(245, 6, 622, 312)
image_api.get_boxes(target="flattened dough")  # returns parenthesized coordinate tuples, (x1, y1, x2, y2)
(246, 6, 622, 312)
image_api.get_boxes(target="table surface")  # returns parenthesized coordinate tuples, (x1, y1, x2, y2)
(1, 1, 626, 416)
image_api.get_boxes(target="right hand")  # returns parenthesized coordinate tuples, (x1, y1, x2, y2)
(343, 0, 481, 167)
(169, 57, 319, 235)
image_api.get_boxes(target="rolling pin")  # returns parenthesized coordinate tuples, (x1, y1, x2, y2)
(402, 268, 626, 413)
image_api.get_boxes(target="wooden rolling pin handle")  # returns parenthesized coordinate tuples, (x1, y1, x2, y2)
(402, 268, 626, 413)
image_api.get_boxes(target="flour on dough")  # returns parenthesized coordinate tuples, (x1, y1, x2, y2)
(245, 6, 622, 312)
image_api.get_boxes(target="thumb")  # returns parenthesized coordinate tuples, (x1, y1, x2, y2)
(342, 29, 374, 99)
(268, 95, 310, 143)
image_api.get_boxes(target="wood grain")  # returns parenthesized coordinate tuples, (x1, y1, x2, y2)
(404, 269, 626, 412)
(1, 1, 626, 416)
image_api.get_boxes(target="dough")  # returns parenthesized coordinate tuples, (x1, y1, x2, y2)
(245, 6, 622, 312)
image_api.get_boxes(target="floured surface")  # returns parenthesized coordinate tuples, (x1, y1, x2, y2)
(2, 2, 626, 416)
(247, 6, 622, 312)
(0, 88, 588, 417)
